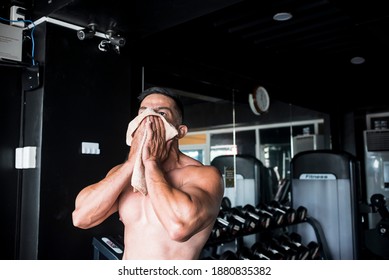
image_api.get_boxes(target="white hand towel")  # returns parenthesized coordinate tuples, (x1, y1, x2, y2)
(126, 108, 178, 195)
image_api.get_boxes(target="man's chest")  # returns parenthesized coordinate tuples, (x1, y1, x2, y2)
(118, 189, 158, 225)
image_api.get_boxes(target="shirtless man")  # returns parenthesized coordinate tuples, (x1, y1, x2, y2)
(72, 87, 224, 259)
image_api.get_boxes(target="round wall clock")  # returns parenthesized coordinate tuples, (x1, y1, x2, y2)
(249, 86, 270, 115)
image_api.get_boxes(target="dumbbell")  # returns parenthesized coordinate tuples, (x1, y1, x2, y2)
(256, 203, 285, 226)
(231, 206, 259, 233)
(268, 200, 296, 225)
(221, 206, 257, 234)
(307, 241, 321, 259)
(251, 241, 284, 260)
(219, 210, 245, 234)
(218, 198, 242, 235)
(218, 199, 247, 236)
(237, 246, 259, 260)
(295, 206, 308, 222)
(219, 197, 258, 234)
(259, 234, 297, 260)
(267, 237, 298, 260)
(209, 220, 223, 240)
(241, 204, 271, 229)
(214, 215, 240, 238)
(277, 233, 310, 260)
(220, 196, 232, 210)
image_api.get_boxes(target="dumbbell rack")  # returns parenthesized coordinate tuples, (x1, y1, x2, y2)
(202, 201, 330, 260)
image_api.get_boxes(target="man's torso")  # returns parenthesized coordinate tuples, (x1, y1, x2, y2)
(117, 163, 213, 259)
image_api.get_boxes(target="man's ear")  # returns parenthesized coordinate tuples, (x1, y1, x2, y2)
(176, 124, 188, 139)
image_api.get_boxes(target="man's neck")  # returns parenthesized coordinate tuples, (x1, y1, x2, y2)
(161, 145, 182, 172)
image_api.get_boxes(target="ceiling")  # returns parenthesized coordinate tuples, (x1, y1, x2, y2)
(5, 0, 389, 114)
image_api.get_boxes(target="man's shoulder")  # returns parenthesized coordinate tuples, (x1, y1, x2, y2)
(181, 162, 221, 178)
(177, 153, 222, 176)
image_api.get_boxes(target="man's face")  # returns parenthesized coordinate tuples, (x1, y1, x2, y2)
(138, 93, 180, 126)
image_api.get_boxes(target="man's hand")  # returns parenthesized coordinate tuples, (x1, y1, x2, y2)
(127, 117, 147, 160)
(142, 116, 172, 163)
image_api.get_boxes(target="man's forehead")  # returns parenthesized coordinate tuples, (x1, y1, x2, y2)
(141, 93, 175, 104)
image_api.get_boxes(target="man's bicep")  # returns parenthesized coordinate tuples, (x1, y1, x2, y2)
(187, 167, 224, 216)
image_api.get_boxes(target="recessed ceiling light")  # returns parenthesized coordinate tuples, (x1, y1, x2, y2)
(273, 12, 292, 21)
(350, 56, 365, 65)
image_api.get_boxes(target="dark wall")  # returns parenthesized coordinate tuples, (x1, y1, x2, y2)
(34, 23, 136, 259)
(0, 66, 23, 259)
(1, 20, 141, 259)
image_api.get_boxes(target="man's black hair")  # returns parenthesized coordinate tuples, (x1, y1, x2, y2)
(137, 87, 185, 122)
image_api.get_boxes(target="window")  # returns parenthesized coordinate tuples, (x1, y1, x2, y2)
(180, 119, 327, 180)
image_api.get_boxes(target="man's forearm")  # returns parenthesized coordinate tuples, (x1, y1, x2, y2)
(143, 160, 195, 241)
(73, 160, 134, 228)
